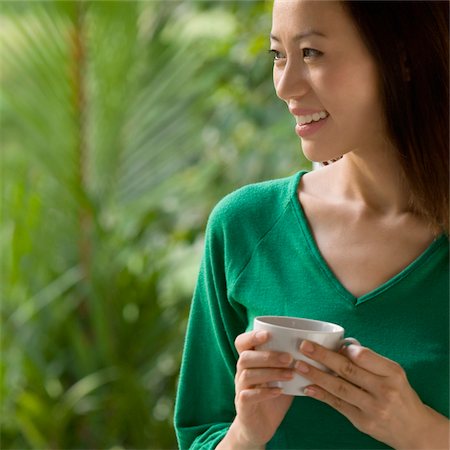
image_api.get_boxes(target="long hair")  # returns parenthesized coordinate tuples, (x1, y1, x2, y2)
(342, 1, 449, 235)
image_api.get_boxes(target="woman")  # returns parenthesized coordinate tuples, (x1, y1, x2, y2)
(174, 1, 449, 448)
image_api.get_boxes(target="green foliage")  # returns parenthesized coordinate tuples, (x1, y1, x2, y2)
(1, 1, 309, 448)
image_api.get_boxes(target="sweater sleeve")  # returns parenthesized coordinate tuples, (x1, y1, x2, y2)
(174, 199, 248, 450)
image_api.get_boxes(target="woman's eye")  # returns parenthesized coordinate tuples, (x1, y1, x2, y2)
(302, 48, 323, 59)
(268, 49, 284, 61)
(268, 48, 322, 62)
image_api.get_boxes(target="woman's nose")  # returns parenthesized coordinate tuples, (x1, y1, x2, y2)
(274, 61, 309, 102)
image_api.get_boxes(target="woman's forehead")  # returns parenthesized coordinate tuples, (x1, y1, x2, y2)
(272, 1, 347, 29)
(271, 0, 358, 44)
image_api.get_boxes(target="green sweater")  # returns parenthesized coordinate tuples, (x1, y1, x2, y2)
(174, 171, 449, 450)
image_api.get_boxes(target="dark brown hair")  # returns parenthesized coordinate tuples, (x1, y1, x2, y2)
(342, 1, 449, 235)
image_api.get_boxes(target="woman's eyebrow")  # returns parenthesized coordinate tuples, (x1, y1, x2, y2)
(270, 30, 326, 42)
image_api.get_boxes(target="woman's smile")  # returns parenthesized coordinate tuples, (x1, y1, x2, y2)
(295, 110, 329, 125)
(295, 113, 330, 138)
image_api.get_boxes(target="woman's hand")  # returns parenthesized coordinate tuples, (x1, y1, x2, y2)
(222, 330, 295, 449)
(294, 341, 450, 449)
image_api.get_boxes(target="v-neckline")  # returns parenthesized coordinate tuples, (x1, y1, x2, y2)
(291, 170, 447, 305)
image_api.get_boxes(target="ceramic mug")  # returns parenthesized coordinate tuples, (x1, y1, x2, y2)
(253, 316, 360, 396)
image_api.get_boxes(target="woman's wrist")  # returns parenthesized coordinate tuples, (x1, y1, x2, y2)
(419, 406, 449, 449)
(216, 419, 265, 450)
(396, 405, 449, 450)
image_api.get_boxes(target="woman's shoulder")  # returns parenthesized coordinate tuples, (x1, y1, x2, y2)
(207, 172, 303, 232)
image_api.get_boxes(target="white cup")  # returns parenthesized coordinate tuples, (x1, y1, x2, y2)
(253, 316, 360, 396)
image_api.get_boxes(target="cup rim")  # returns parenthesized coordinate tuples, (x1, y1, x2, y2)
(254, 315, 344, 334)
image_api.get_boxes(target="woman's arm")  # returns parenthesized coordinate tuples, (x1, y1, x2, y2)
(216, 418, 265, 450)
(174, 209, 248, 449)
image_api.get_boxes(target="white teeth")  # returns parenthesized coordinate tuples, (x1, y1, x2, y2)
(295, 110, 328, 125)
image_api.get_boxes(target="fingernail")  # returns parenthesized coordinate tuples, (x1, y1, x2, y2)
(279, 353, 293, 364)
(303, 386, 318, 397)
(282, 370, 294, 379)
(300, 340, 314, 354)
(295, 361, 310, 373)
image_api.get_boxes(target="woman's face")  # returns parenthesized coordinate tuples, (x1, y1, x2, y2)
(271, 0, 387, 162)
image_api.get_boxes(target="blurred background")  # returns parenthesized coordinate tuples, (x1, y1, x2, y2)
(0, 1, 310, 448)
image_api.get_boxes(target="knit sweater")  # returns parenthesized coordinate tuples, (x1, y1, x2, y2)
(174, 171, 449, 449)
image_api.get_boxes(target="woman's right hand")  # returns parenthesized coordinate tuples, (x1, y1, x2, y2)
(228, 330, 295, 448)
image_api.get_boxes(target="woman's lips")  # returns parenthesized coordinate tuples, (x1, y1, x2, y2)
(295, 114, 329, 138)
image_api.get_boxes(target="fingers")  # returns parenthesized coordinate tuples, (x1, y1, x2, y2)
(234, 330, 294, 396)
(302, 385, 361, 423)
(299, 341, 380, 391)
(236, 367, 294, 390)
(236, 387, 283, 406)
(235, 330, 293, 369)
(235, 330, 270, 354)
(237, 348, 294, 371)
(296, 340, 409, 412)
(295, 359, 372, 409)
(343, 344, 405, 378)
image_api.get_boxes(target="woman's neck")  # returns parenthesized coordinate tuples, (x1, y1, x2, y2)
(331, 146, 412, 216)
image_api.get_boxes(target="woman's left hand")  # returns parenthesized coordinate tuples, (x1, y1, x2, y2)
(295, 341, 450, 449)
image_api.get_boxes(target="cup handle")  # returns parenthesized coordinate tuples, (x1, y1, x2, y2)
(339, 337, 360, 348)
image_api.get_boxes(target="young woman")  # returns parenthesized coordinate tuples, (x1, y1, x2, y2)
(174, 1, 449, 448)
